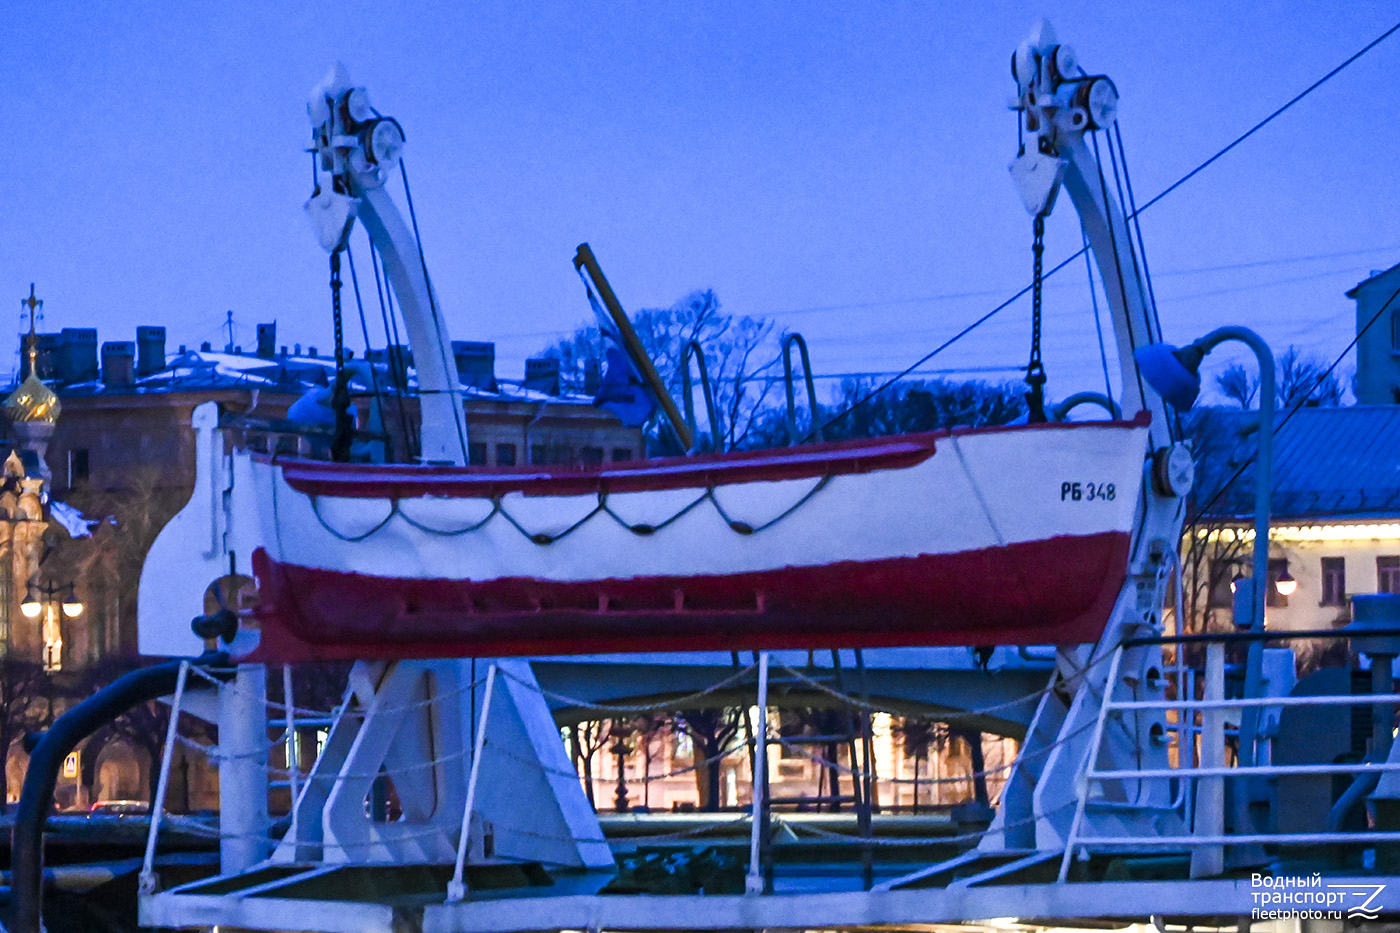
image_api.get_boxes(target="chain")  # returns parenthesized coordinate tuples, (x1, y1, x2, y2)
(330, 250, 354, 462)
(1025, 213, 1048, 423)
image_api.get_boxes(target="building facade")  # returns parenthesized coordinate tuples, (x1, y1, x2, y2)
(1, 307, 643, 810)
(1181, 406, 1400, 658)
(1351, 261, 1400, 405)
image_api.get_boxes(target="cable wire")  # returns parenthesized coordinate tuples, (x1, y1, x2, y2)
(813, 18, 1400, 437)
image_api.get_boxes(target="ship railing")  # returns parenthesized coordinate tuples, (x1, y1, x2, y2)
(1060, 626, 1400, 882)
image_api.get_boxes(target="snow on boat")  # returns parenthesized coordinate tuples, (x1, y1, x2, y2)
(223, 415, 1150, 661)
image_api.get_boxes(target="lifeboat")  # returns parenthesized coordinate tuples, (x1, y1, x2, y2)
(242, 415, 1150, 661)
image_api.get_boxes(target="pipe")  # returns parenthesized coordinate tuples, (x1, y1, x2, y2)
(573, 244, 693, 451)
(9, 652, 227, 933)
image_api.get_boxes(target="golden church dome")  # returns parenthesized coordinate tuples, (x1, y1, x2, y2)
(4, 372, 61, 424)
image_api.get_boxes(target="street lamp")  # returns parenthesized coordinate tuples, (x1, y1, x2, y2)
(21, 581, 83, 672)
(1136, 325, 1276, 799)
(610, 736, 632, 812)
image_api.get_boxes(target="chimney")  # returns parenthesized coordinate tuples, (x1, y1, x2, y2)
(451, 341, 496, 391)
(385, 345, 413, 390)
(102, 341, 135, 388)
(59, 328, 98, 383)
(524, 357, 561, 396)
(35, 333, 61, 380)
(583, 357, 601, 395)
(136, 325, 166, 377)
(256, 322, 276, 359)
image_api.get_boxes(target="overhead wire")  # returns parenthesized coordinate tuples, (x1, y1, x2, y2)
(399, 160, 471, 464)
(367, 238, 416, 459)
(810, 17, 1400, 439)
(1083, 227, 1114, 402)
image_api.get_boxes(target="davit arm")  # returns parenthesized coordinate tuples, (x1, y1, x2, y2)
(304, 64, 469, 465)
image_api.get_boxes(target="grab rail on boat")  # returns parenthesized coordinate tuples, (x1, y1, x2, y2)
(782, 333, 823, 445)
(1052, 391, 1121, 422)
(680, 339, 724, 453)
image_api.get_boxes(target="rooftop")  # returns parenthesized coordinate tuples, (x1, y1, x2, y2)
(1190, 405, 1400, 522)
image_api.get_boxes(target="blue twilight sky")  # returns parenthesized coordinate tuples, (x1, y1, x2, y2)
(2, 2, 1398, 406)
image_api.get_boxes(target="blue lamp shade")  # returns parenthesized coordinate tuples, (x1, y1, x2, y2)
(1134, 343, 1203, 411)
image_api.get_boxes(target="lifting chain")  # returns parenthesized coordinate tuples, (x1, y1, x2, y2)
(1024, 213, 1048, 423)
(329, 250, 355, 462)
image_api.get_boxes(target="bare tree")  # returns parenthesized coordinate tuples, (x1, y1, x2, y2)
(568, 720, 608, 808)
(1216, 363, 1258, 408)
(813, 378, 1026, 443)
(673, 707, 745, 811)
(542, 289, 781, 451)
(1213, 346, 1343, 411)
(891, 716, 949, 812)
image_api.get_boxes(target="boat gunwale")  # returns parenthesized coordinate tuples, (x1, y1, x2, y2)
(259, 411, 1151, 499)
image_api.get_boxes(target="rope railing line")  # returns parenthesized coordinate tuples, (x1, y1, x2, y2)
(174, 732, 473, 780)
(186, 662, 491, 717)
(768, 642, 1120, 722)
(608, 814, 753, 845)
(771, 736, 1007, 788)
(774, 800, 1076, 848)
(500, 662, 759, 714)
(770, 716, 1093, 783)
(300, 474, 834, 548)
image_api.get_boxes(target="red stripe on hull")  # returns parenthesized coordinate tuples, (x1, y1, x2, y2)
(248, 533, 1129, 662)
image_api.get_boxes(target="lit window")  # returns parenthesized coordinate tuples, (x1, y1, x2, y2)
(1379, 556, 1400, 594)
(1320, 557, 1346, 606)
(1207, 559, 1237, 609)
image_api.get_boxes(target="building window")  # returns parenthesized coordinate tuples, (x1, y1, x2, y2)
(1266, 558, 1290, 608)
(581, 446, 604, 468)
(1320, 557, 1346, 606)
(611, 447, 634, 462)
(530, 444, 548, 465)
(1379, 556, 1400, 594)
(67, 449, 89, 486)
(468, 442, 487, 466)
(1207, 558, 1238, 609)
(496, 443, 516, 466)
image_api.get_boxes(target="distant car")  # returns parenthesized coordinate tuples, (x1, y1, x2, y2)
(88, 799, 150, 816)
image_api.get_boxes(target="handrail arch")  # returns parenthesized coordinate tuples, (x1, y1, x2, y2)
(679, 340, 724, 453)
(782, 333, 823, 445)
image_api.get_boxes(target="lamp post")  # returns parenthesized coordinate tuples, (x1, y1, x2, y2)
(1135, 325, 1275, 775)
(610, 736, 632, 812)
(20, 580, 83, 675)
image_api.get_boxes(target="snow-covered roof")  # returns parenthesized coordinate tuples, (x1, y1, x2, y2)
(42, 348, 597, 405)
